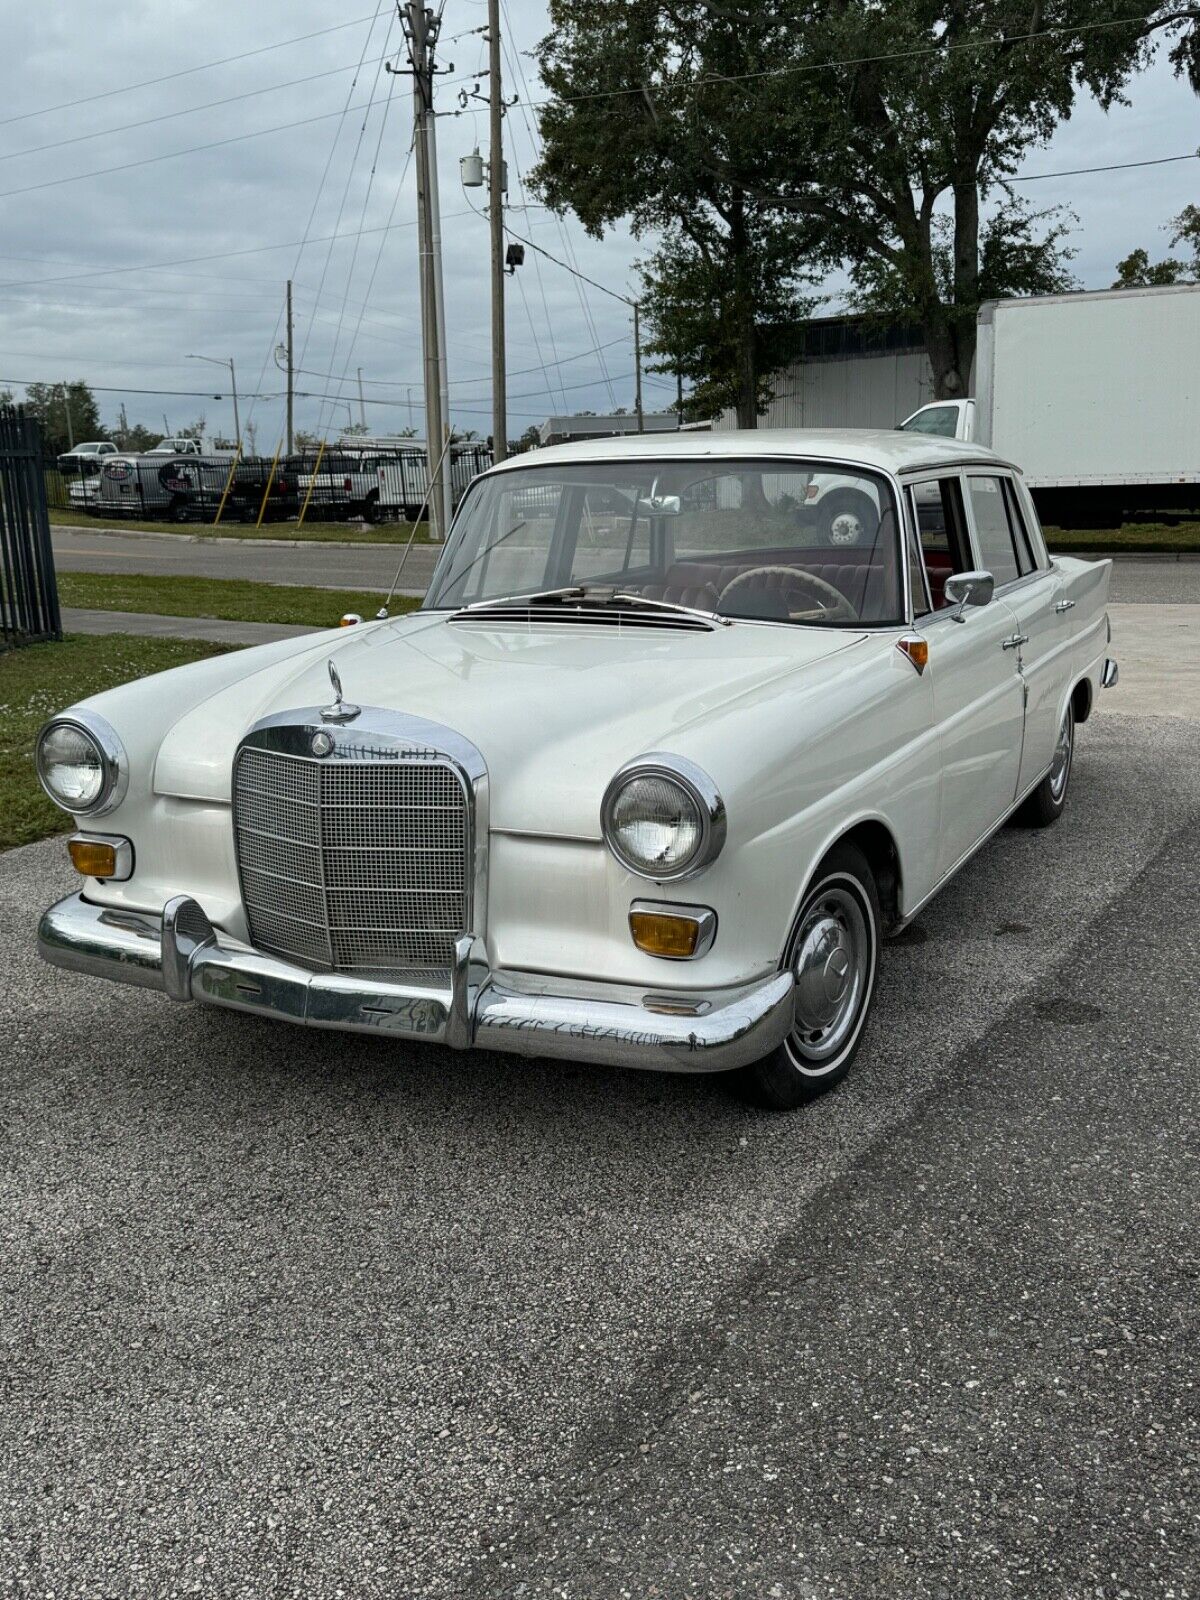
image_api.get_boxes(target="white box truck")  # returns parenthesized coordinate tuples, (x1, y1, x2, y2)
(901, 284, 1200, 528)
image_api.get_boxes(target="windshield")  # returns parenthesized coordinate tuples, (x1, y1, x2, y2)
(424, 458, 903, 626)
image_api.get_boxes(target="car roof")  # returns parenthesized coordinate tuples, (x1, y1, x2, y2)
(486, 427, 1017, 478)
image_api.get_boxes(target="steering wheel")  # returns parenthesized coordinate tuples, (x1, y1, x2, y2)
(718, 565, 860, 624)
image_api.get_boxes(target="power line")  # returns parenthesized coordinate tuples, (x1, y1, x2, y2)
(0, 12, 382, 127)
(502, 225, 634, 306)
(308, 12, 404, 436)
(245, 4, 390, 441)
(523, 10, 1187, 111)
(1006, 149, 1199, 182)
(0, 59, 382, 164)
(0, 214, 473, 294)
(0, 96, 401, 201)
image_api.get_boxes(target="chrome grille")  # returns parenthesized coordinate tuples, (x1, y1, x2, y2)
(233, 744, 469, 974)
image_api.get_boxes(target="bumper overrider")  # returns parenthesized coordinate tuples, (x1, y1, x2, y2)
(38, 892, 795, 1074)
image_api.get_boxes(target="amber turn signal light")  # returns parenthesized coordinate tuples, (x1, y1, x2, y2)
(68, 837, 117, 878)
(339, 612, 363, 627)
(896, 634, 929, 674)
(629, 909, 703, 959)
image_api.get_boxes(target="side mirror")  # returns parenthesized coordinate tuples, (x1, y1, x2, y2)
(944, 569, 994, 622)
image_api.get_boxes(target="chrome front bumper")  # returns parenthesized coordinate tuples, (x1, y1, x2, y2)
(38, 893, 795, 1075)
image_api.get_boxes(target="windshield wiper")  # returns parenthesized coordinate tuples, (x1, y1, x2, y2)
(454, 585, 732, 628)
(454, 585, 588, 614)
(609, 590, 732, 628)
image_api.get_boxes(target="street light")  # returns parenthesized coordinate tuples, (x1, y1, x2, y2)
(186, 354, 239, 448)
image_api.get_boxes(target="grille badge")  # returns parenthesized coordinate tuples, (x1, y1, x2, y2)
(310, 730, 334, 758)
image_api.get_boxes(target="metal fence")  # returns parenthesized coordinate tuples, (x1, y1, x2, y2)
(1, 407, 61, 648)
(44, 440, 494, 530)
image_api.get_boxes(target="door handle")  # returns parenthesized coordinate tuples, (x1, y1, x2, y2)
(1001, 633, 1029, 651)
(1054, 599, 1076, 613)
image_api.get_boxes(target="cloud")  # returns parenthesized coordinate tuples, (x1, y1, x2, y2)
(0, 2, 1192, 441)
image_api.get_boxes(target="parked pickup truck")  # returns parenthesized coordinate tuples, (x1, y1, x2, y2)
(57, 441, 117, 473)
(293, 454, 385, 522)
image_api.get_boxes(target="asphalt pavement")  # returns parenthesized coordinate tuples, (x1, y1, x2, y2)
(2, 707, 1197, 1597)
(51, 524, 440, 597)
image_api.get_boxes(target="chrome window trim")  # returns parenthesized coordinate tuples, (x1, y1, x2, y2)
(36, 708, 129, 818)
(233, 707, 490, 959)
(629, 899, 718, 959)
(601, 752, 727, 882)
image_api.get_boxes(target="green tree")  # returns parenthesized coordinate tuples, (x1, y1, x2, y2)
(1113, 203, 1200, 285)
(639, 220, 819, 423)
(533, 1, 827, 425)
(536, 2, 1199, 401)
(23, 381, 102, 455)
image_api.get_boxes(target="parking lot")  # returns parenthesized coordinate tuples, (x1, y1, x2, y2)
(2, 704, 1197, 1597)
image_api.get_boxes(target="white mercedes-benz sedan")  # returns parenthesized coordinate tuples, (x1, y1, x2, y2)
(37, 431, 1117, 1108)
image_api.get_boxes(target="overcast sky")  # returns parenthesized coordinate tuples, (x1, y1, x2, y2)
(0, 2, 1196, 446)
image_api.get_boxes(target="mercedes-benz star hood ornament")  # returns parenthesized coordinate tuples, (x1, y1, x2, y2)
(320, 658, 361, 724)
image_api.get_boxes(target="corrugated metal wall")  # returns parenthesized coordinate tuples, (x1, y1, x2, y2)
(713, 349, 940, 431)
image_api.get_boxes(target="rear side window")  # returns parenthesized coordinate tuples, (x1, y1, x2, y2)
(966, 475, 1025, 587)
(1002, 479, 1040, 573)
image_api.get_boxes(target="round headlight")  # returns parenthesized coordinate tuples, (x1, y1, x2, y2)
(36, 715, 125, 815)
(602, 756, 726, 880)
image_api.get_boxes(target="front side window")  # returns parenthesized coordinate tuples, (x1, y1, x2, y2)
(908, 476, 975, 612)
(967, 475, 1025, 587)
(425, 459, 904, 627)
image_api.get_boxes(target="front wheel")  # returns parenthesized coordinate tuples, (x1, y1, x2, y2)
(1015, 702, 1074, 827)
(735, 843, 881, 1110)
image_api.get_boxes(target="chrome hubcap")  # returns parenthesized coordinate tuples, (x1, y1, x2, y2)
(1049, 709, 1073, 801)
(829, 513, 863, 546)
(786, 883, 870, 1070)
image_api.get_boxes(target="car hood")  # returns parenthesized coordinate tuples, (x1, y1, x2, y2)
(154, 610, 864, 835)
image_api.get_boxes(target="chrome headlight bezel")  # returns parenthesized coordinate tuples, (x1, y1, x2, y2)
(35, 710, 128, 817)
(601, 753, 726, 882)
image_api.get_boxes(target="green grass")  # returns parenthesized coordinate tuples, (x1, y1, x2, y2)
(1042, 521, 1200, 554)
(0, 634, 235, 851)
(47, 503, 434, 545)
(58, 572, 422, 628)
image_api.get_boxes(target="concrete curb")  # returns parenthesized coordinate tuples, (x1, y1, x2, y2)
(61, 607, 318, 646)
(50, 522, 438, 552)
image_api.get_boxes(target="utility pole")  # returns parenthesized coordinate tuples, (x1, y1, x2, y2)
(403, 3, 450, 541)
(357, 368, 367, 429)
(487, 0, 507, 463)
(229, 360, 241, 449)
(285, 279, 295, 456)
(62, 383, 74, 449)
(633, 302, 644, 433)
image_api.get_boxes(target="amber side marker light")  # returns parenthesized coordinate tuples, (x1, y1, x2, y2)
(897, 634, 929, 674)
(630, 909, 704, 959)
(68, 837, 119, 878)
